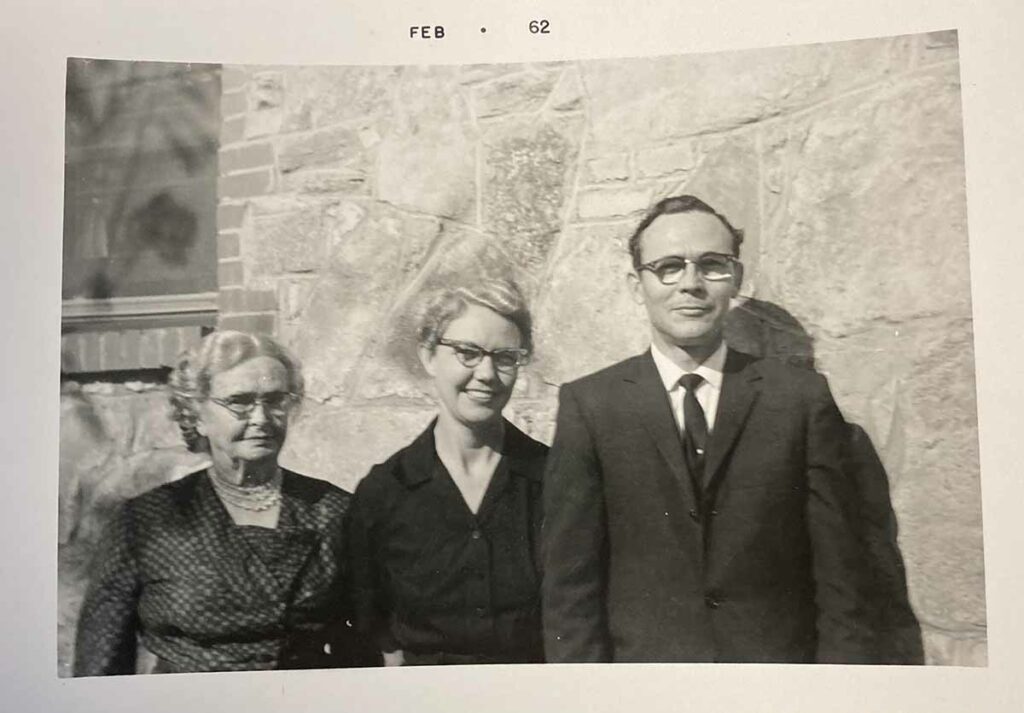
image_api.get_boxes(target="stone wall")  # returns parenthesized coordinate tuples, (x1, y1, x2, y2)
(60, 30, 982, 670)
(214, 32, 982, 665)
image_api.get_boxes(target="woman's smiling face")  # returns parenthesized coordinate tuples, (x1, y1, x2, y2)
(420, 304, 523, 429)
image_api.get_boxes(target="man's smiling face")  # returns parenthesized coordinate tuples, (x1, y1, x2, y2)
(629, 211, 741, 354)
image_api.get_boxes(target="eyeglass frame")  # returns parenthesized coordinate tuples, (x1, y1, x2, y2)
(435, 338, 531, 372)
(207, 391, 299, 419)
(635, 252, 742, 285)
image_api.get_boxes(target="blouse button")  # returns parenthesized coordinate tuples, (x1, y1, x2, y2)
(471, 529, 482, 540)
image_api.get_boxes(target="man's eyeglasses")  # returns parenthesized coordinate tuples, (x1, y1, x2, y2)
(437, 339, 531, 373)
(636, 253, 740, 285)
(208, 391, 298, 419)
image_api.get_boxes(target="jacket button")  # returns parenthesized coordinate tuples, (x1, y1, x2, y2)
(471, 529, 482, 540)
(704, 593, 721, 609)
(709, 509, 719, 517)
(475, 606, 487, 618)
(688, 509, 700, 522)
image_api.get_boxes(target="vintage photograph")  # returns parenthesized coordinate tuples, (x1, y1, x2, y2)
(58, 31, 983, 675)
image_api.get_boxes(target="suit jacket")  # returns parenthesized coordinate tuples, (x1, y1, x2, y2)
(348, 419, 547, 664)
(541, 349, 875, 663)
(74, 469, 376, 675)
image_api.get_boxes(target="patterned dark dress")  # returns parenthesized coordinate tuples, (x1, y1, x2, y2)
(74, 469, 374, 675)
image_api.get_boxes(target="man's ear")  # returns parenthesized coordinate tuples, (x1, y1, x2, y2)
(627, 270, 645, 306)
(417, 343, 437, 377)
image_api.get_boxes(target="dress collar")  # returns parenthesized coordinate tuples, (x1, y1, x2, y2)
(398, 418, 544, 488)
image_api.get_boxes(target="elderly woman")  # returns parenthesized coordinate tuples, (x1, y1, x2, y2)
(348, 278, 548, 666)
(74, 330, 374, 675)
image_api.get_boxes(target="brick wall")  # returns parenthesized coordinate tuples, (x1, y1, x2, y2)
(215, 66, 278, 335)
(61, 326, 205, 373)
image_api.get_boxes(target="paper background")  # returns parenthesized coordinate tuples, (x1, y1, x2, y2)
(3, 0, 1023, 710)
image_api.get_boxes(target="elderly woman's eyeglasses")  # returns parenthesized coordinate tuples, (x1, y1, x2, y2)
(637, 253, 740, 285)
(437, 339, 531, 373)
(208, 391, 298, 419)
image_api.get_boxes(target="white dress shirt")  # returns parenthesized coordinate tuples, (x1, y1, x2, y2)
(649, 340, 728, 435)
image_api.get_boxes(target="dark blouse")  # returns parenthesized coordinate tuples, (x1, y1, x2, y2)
(74, 469, 374, 675)
(347, 420, 548, 664)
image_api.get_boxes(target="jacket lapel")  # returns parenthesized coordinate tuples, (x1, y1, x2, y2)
(703, 350, 761, 495)
(624, 352, 700, 510)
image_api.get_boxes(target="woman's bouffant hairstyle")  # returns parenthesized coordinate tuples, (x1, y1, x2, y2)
(168, 330, 305, 453)
(417, 278, 533, 355)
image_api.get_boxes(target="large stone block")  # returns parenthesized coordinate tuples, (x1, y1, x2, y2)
(280, 167, 370, 196)
(365, 66, 479, 220)
(584, 154, 630, 184)
(276, 125, 365, 174)
(547, 67, 585, 113)
(377, 124, 476, 220)
(532, 223, 650, 385)
(278, 274, 318, 323)
(285, 204, 443, 403)
(246, 200, 333, 281)
(392, 65, 473, 136)
(583, 35, 913, 148)
(757, 65, 969, 336)
(278, 403, 436, 492)
(635, 143, 697, 179)
(277, 66, 398, 131)
(577, 186, 654, 220)
(482, 117, 583, 271)
(472, 70, 561, 119)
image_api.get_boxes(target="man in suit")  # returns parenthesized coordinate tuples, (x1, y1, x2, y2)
(541, 194, 878, 663)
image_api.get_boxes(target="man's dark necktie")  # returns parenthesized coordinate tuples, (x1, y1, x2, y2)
(678, 373, 708, 485)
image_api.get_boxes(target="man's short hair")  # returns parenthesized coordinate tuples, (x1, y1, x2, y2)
(628, 195, 744, 269)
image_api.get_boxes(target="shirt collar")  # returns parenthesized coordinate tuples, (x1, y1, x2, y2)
(650, 339, 728, 393)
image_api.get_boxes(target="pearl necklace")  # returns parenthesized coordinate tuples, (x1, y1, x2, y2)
(209, 469, 283, 512)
